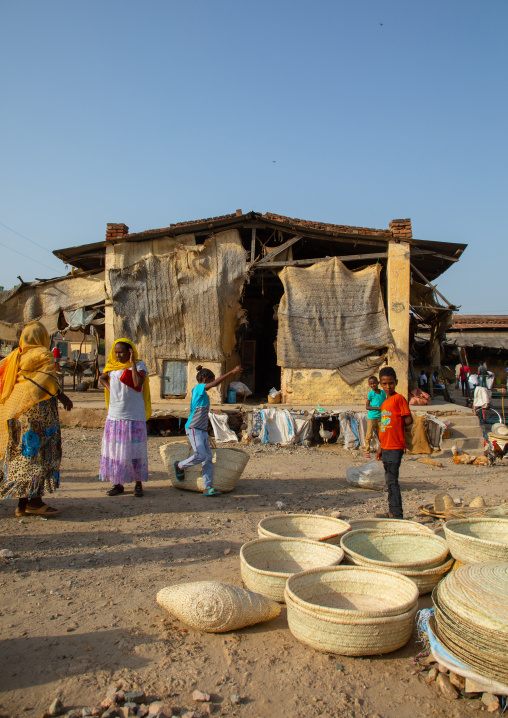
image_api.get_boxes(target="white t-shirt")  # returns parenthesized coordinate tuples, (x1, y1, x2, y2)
(107, 361, 148, 422)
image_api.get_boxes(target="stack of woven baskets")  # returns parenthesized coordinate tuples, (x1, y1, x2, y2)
(432, 563, 508, 684)
(340, 529, 453, 595)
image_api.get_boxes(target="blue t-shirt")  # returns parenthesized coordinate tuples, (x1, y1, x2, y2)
(185, 383, 210, 431)
(367, 389, 386, 420)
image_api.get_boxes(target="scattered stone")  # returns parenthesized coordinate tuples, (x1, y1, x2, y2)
(200, 703, 212, 715)
(223, 548, 231, 555)
(148, 701, 165, 714)
(117, 706, 136, 718)
(49, 698, 65, 716)
(427, 667, 438, 683)
(449, 672, 466, 691)
(192, 691, 210, 703)
(155, 705, 175, 718)
(465, 678, 490, 694)
(336, 663, 343, 671)
(181, 713, 196, 718)
(482, 693, 500, 712)
(419, 654, 436, 667)
(436, 673, 459, 700)
(102, 699, 114, 710)
(90, 705, 104, 716)
(102, 708, 120, 718)
(136, 706, 148, 718)
(67, 712, 81, 718)
(437, 663, 448, 673)
(124, 692, 145, 705)
(330, 511, 341, 518)
(230, 694, 241, 705)
(0, 548, 14, 558)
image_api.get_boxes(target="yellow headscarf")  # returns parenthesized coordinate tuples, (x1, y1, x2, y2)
(0, 321, 60, 456)
(103, 338, 152, 421)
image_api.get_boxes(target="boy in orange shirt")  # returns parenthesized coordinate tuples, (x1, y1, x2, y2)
(375, 366, 413, 519)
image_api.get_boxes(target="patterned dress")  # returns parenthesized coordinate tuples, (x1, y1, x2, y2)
(0, 397, 61, 499)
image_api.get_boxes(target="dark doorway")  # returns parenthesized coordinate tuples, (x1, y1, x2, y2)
(237, 269, 285, 399)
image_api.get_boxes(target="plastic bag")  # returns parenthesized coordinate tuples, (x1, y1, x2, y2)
(229, 381, 252, 396)
(268, 387, 281, 398)
(346, 460, 386, 491)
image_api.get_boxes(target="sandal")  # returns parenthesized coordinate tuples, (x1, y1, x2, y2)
(134, 483, 144, 498)
(202, 488, 222, 497)
(364, 452, 371, 458)
(107, 485, 124, 496)
(15, 507, 26, 517)
(25, 504, 59, 517)
(174, 461, 185, 481)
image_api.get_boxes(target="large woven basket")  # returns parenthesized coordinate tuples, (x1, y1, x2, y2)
(348, 519, 433, 534)
(159, 441, 250, 493)
(433, 563, 508, 684)
(258, 514, 351, 545)
(341, 530, 449, 570)
(156, 581, 280, 633)
(443, 518, 508, 563)
(240, 538, 344, 602)
(402, 557, 455, 595)
(285, 566, 418, 656)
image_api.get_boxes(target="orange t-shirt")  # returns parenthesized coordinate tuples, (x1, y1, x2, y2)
(379, 393, 411, 450)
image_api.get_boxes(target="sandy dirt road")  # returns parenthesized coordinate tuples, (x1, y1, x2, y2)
(1, 427, 506, 718)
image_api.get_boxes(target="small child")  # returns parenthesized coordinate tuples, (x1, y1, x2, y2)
(174, 364, 242, 496)
(375, 366, 413, 519)
(364, 375, 386, 458)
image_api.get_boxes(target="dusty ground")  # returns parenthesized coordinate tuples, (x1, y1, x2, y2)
(1, 428, 507, 718)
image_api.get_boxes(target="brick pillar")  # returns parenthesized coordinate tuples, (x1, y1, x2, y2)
(387, 220, 412, 399)
(105, 223, 129, 243)
(389, 218, 412, 240)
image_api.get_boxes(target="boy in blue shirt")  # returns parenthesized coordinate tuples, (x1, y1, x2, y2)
(174, 364, 241, 495)
(364, 375, 386, 458)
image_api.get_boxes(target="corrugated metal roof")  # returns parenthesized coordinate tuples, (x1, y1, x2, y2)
(451, 315, 508, 329)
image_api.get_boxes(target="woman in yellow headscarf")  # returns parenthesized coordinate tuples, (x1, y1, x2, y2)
(99, 338, 151, 497)
(0, 321, 73, 516)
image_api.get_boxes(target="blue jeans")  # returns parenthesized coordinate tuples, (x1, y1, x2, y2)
(178, 428, 214, 490)
(381, 449, 404, 518)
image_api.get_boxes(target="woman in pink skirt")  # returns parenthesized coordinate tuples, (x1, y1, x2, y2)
(99, 339, 151, 497)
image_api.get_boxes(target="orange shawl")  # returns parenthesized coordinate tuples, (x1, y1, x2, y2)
(0, 321, 60, 456)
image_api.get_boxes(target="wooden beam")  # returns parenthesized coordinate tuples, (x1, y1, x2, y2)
(255, 234, 303, 265)
(253, 251, 388, 268)
(411, 248, 459, 263)
(410, 262, 453, 308)
(250, 228, 256, 263)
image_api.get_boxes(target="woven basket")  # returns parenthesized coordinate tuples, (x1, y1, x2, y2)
(348, 519, 433, 534)
(159, 441, 249, 493)
(240, 538, 344, 602)
(285, 566, 418, 656)
(156, 581, 280, 633)
(341, 530, 449, 570)
(433, 563, 508, 683)
(402, 557, 455, 595)
(443, 518, 508, 563)
(258, 514, 351, 545)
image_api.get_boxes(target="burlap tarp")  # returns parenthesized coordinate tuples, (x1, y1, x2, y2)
(109, 230, 248, 373)
(277, 258, 393, 371)
(0, 271, 106, 342)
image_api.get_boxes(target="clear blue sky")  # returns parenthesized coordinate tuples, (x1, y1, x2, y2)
(1, 0, 506, 313)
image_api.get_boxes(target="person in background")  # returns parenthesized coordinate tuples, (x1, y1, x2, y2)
(478, 361, 489, 388)
(459, 364, 470, 396)
(0, 321, 73, 517)
(99, 339, 151, 497)
(174, 364, 242, 496)
(375, 366, 413, 519)
(364, 375, 386, 458)
(417, 370, 429, 392)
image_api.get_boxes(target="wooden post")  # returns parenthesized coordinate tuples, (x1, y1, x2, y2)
(387, 240, 411, 398)
(250, 228, 256, 263)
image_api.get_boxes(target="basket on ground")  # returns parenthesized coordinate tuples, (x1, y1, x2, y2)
(159, 441, 249, 493)
(433, 563, 508, 684)
(285, 565, 418, 655)
(258, 514, 351, 545)
(443, 518, 508, 563)
(341, 529, 449, 570)
(240, 538, 344, 602)
(348, 518, 433, 534)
